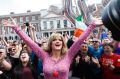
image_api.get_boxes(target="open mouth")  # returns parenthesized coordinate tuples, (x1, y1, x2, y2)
(22, 56, 26, 59)
(55, 43, 61, 46)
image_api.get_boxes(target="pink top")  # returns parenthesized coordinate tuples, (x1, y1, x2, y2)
(13, 24, 96, 79)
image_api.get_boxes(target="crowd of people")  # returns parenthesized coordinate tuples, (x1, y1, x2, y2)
(0, 18, 120, 79)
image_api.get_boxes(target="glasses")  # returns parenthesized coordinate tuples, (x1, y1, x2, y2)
(92, 41, 98, 43)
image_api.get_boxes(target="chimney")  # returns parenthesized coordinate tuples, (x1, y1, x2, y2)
(10, 12, 14, 14)
(27, 10, 31, 13)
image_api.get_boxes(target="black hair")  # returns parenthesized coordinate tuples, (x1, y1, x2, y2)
(67, 38, 74, 48)
(14, 50, 38, 79)
(103, 43, 114, 49)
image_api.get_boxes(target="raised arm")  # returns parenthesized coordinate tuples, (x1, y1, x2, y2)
(2, 19, 46, 60)
(68, 20, 103, 62)
(68, 23, 96, 61)
(28, 23, 37, 42)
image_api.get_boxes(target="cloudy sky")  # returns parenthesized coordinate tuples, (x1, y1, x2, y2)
(0, 0, 101, 15)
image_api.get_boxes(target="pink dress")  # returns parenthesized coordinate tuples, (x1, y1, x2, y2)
(13, 24, 96, 79)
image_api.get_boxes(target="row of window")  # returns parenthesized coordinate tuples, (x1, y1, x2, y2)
(43, 20, 68, 29)
(13, 15, 38, 23)
(43, 31, 74, 37)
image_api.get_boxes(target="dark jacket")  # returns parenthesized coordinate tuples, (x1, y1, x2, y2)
(71, 52, 102, 79)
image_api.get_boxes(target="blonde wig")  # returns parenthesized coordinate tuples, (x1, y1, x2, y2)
(45, 33, 68, 56)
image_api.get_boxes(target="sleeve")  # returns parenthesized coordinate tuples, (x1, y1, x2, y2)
(67, 23, 96, 62)
(12, 26, 46, 61)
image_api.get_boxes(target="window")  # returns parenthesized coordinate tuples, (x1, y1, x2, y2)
(36, 16, 38, 20)
(32, 16, 35, 21)
(20, 17, 23, 22)
(14, 18, 17, 22)
(71, 24, 74, 27)
(64, 20, 67, 28)
(50, 21, 54, 29)
(26, 16, 29, 22)
(57, 20, 60, 28)
(43, 32, 49, 37)
(43, 21, 47, 29)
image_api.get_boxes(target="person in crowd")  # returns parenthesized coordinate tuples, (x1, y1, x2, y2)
(88, 38, 104, 59)
(101, 37, 111, 44)
(0, 46, 12, 79)
(100, 43, 120, 79)
(7, 43, 20, 79)
(14, 49, 38, 79)
(99, 29, 108, 41)
(63, 32, 69, 44)
(71, 43, 102, 79)
(2, 18, 102, 79)
(22, 43, 44, 79)
(27, 23, 44, 78)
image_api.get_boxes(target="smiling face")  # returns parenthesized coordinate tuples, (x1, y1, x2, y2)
(20, 50, 29, 62)
(51, 36, 63, 51)
(47, 33, 67, 55)
(104, 45, 113, 56)
(80, 43, 88, 55)
(10, 47, 16, 55)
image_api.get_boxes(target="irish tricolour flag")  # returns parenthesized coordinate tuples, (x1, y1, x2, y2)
(74, 15, 87, 37)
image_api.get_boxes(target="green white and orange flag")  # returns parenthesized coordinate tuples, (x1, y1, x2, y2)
(74, 15, 87, 37)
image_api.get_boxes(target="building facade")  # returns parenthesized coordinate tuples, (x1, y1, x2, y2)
(0, 5, 79, 40)
(0, 10, 75, 40)
(0, 10, 41, 40)
(40, 11, 75, 37)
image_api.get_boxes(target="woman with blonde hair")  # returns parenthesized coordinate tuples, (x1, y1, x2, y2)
(2, 19, 102, 79)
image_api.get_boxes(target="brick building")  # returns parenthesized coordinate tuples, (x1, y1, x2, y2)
(0, 10, 41, 40)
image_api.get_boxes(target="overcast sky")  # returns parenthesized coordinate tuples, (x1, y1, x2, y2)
(0, 0, 101, 15)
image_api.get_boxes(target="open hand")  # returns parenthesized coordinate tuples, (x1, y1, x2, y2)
(92, 57, 99, 64)
(84, 56, 90, 62)
(2, 17, 17, 28)
(29, 23, 35, 30)
(75, 56, 80, 64)
(93, 18, 103, 26)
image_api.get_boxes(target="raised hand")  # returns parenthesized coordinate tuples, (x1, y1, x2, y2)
(84, 56, 90, 63)
(29, 23, 35, 30)
(92, 57, 99, 64)
(93, 18, 103, 26)
(2, 17, 17, 28)
(109, 64, 115, 70)
(92, 57, 100, 67)
(75, 56, 80, 64)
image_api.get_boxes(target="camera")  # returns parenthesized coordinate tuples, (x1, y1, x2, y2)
(25, 22, 29, 26)
(102, 0, 120, 41)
